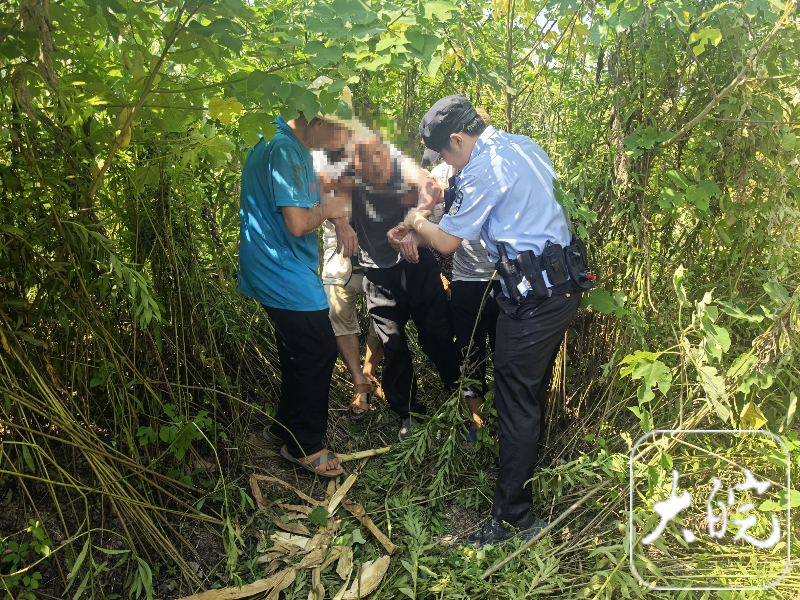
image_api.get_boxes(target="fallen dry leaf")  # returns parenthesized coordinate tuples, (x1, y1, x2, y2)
(341, 499, 398, 555)
(332, 562, 353, 600)
(274, 516, 312, 537)
(264, 558, 285, 574)
(283, 511, 310, 521)
(310, 565, 324, 600)
(265, 568, 297, 600)
(249, 474, 269, 509)
(298, 547, 326, 569)
(336, 546, 353, 580)
(340, 556, 390, 599)
(271, 531, 310, 550)
(257, 551, 285, 564)
(250, 474, 323, 506)
(276, 503, 313, 515)
(176, 567, 297, 600)
(326, 478, 338, 501)
(327, 474, 356, 514)
(320, 546, 344, 571)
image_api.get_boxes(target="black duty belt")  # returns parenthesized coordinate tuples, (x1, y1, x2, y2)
(495, 239, 596, 305)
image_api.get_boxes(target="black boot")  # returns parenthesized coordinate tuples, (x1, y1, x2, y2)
(465, 511, 548, 547)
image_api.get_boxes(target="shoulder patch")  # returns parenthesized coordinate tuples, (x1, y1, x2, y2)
(448, 189, 464, 215)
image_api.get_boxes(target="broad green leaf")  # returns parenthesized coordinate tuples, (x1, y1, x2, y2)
(306, 15, 349, 38)
(304, 41, 344, 69)
(249, 72, 288, 98)
(631, 359, 672, 402)
(758, 490, 800, 511)
(208, 96, 243, 126)
(218, 33, 243, 54)
(620, 350, 661, 366)
(238, 112, 276, 147)
(345, 41, 371, 61)
(701, 316, 731, 360)
(589, 20, 608, 46)
(330, 0, 377, 25)
(350, 22, 386, 40)
(628, 405, 653, 433)
(580, 287, 616, 314)
(351, 528, 366, 544)
(717, 301, 764, 323)
(698, 179, 722, 197)
(406, 28, 426, 52)
(688, 27, 721, 55)
(426, 48, 443, 77)
(739, 400, 768, 429)
(715, 222, 732, 246)
(666, 170, 690, 190)
(698, 365, 726, 403)
(359, 54, 392, 71)
(763, 281, 790, 305)
(375, 37, 408, 52)
(308, 506, 329, 527)
(686, 184, 710, 211)
(200, 136, 236, 161)
(420, 0, 459, 21)
(285, 87, 320, 120)
(782, 132, 796, 151)
(659, 188, 684, 210)
(726, 352, 757, 377)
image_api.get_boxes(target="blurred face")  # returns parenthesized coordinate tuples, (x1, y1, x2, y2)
(439, 132, 474, 171)
(310, 120, 350, 151)
(354, 136, 392, 187)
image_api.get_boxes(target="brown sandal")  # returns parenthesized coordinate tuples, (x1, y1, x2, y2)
(349, 382, 374, 421)
(280, 446, 344, 478)
(366, 375, 384, 401)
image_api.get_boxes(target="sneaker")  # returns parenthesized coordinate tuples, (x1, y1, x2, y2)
(465, 511, 548, 548)
(398, 416, 420, 442)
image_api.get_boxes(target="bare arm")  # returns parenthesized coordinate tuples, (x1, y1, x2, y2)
(404, 209, 463, 255)
(283, 193, 346, 237)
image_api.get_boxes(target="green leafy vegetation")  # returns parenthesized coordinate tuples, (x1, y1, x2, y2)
(0, 0, 798, 597)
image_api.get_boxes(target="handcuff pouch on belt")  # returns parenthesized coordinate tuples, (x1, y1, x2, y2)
(542, 240, 569, 287)
(517, 251, 551, 300)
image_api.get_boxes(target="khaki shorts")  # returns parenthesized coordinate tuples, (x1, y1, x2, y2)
(324, 272, 377, 338)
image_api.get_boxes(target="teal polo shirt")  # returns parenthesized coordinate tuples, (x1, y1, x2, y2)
(238, 116, 328, 311)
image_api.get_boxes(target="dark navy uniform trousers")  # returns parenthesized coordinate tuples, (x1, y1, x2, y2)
(492, 285, 580, 524)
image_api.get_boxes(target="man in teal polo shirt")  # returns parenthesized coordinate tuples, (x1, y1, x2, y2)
(239, 112, 353, 478)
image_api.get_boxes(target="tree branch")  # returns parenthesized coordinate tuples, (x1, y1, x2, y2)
(658, 0, 796, 149)
(150, 60, 308, 94)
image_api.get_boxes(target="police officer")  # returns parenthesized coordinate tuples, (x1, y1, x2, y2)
(403, 95, 582, 546)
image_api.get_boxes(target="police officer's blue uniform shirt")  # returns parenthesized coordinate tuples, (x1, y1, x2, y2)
(238, 115, 328, 311)
(438, 126, 571, 264)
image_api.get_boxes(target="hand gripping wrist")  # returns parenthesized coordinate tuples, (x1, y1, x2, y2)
(404, 209, 428, 231)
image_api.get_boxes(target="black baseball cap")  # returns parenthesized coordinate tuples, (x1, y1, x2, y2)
(419, 95, 479, 167)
